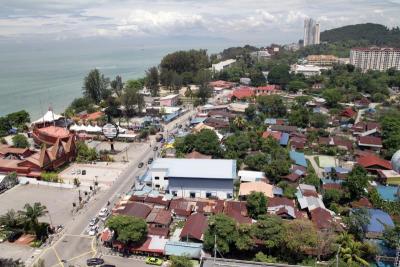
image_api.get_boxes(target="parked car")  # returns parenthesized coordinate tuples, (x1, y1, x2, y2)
(147, 158, 153, 164)
(88, 225, 99, 236)
(98, 208, 109, 218)
(86, 258, 104, 266)
(100, 265, 116, 267)
(138, 162, 144, 168)
(89, 217, 99, 227)
(145, 257, 163, 266)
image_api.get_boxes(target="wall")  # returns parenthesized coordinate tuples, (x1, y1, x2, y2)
(18, 177, 74, 189)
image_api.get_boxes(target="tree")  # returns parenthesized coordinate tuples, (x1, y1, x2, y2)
(246, 192, 267, 219)
(287, 80, 308, 93)
(106, 215, 147, 245)
(169, 255, 194, 267)
(19, 202, 48, 240)
(322, 88, 342, 107)
(382, 224, 400, 249)
(310, 113, 328, 129)
(252, 215, 284, 250)
(257, 95, 287, 117)
(12, 134, 29, 148)
(145, 66, 160, 97)
(0, 209, 22, 230)
(76, 141, 98, 162)
(232, 116, 247, 130)
(254, 252, 278, 263)
(83, 69, 109, 104)
(344, 208, 370, 240)
(282, 220, 318, 262)
(288, 107, 310, 128)
(204, 213, 238, 255)
(195, 69, 212, 104)
(250, 69, 266, 87)
(244, 104, 256, 121)
(267, 64, 290, 87)
(66, 97, 94, 114)
(7, 110, 30, 126)
(323, 189, 342, 207)
(177, 129, 222, 157)
(343, 165, 369, 200)
(235, 224, 254, 251)
(110, 75, 124, 97)
(122, 81, 144, 116)
(337, 233, 370, 267)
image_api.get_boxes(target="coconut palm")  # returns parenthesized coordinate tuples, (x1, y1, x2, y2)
(0, 209, 22, 230)
(338, 233, 369, 267)
(233, 116, 247, 130)
(19, 202, 48, 231)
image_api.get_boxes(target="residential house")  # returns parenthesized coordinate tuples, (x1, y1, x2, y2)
(296, 184, 326, 211)
(231, 87, 254, 100)
(169, 198, 196, 219)
(203, 117, 230, 129)
(267, 197, 297, 219)
(255, 85, 281, 96)
(377, 170, 400, 185)
(114, 201, 152, 219)
(289, 151, 308, 168)
(358, 136, 383, 151)
(363, 209, 395, 238)
(159, 94, 179, 107)
(180, 213, 208, 242)
(238, 181, 274, 198)
(357, 154, 392, 173)
(224, 201, 252, 224)
(164, 241, 203, 260)
(146, 208, 172, 229)
(238, 170, 266, 183)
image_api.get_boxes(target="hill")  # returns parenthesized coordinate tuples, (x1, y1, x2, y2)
(320, 23, 400, 47)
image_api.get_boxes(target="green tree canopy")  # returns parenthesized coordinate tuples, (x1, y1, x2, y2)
(107, 215, 147, 245)
(252, 215, 284, 250)
(246, 192, 267, 219)
(203, 213, 238, 255)
(169, 255, 194, 267)
(343, 165, 369, 200)
(256, 95, 287, 117)
(267, 64, 290, 87)
(322, 88, 342, 108)
(145, 66, 160, 97)
(83, 69, 109, 104)
(12, 134, 29, 148)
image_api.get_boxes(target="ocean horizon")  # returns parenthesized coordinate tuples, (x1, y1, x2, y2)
(0, 37, 233, 120)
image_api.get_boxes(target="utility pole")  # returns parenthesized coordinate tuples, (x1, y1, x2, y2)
(213, 234, 217, 266)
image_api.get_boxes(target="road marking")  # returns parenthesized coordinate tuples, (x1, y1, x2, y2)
(102, 254, 145, 262)
(64, 233, 93, 239)
(52, 247, 64, 267)
(64, 250, 95, 263)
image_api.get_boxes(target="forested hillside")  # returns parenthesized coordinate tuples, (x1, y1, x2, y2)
(321, 23, 400, 47)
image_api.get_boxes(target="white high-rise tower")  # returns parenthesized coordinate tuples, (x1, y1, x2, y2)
(304, 18, 320, 46)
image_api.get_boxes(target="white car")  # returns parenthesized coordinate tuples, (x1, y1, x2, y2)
(98, 208, 109, 218)
(88, 225, 98, 236)
(89, 217, 99, 227)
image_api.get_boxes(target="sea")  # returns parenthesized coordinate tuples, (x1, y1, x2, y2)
(0, 37, 231, 120)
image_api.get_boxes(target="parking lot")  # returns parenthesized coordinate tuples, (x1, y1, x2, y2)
(0, 184, 79, 227)
(59, 162, 126, 188)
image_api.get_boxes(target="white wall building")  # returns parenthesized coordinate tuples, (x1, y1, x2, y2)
(149, 158, 237, 200)
(211, 59, 237, 72)
(350, 47, 400, 72)
(303, 18, 320, 47)
(291, 64, 327, 78)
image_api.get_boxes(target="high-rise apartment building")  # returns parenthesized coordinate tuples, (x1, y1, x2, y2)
(303, 18, 320, 46)
(350, 47, 400, 72)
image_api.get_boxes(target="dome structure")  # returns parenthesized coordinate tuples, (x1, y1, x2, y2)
(391, 150, 400, 173)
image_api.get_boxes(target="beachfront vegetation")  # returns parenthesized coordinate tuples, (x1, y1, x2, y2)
(145, 66, 160, 97)
(83, 69, 110, 104)
(106, 215, 147, 245)
(0, 110, 30, 136)
(12, 134, 29, 148)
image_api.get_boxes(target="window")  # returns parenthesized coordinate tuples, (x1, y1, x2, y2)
(227, 193, 233, 199)
(155, 184, 160, 188)
(206, 192, 212, 198)
(172, 191, 177, 197)
(154, 176, 159, 180)
(190, 192, 196, 198)
(164, 177, 168, 180)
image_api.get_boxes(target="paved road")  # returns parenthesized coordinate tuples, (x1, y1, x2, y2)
(35, 109, 196, 267)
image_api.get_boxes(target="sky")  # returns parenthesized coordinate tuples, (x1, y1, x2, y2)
(1, 0, 400, 45)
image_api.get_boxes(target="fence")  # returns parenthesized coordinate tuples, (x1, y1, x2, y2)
(18, 177, 74, 189)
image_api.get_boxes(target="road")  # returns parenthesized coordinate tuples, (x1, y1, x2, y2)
(34, 108, 196, 267)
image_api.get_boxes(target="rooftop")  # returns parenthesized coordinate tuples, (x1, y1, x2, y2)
(150, 158, 236, 179)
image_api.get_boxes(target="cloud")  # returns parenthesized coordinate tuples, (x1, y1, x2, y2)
(1, 0, 400, 43)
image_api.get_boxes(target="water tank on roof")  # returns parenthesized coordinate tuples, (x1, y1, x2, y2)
(391, 150, 400, 173)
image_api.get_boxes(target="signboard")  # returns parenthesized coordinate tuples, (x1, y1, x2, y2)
(102, 123, 119, 140)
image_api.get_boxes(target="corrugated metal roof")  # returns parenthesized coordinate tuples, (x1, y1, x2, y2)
(164, 241, 203, 259)
(151, 158, 236, 179)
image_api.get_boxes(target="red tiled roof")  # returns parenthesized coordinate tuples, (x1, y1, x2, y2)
(232, 87, 255, 99)
(180, 213, 208, 241)
(36, 126, 70, 139)
(268, 197, 294, 208)
(358, 136, 382, 146)
(224, 201, 252, 224)
(115, 202, 152, 219)
(310, 207, 333, 230)
(322, 183, 342, 190)
(282, 173, 301, 182)
(148, 227, 169, 237)
(257, 85, 280, 91)
(262, 131, 282, 141)
(185, 150, 212, 159)
(340, 107, 357, 118)
(350, 197, 373, 208)
(357, 155, 391, 170)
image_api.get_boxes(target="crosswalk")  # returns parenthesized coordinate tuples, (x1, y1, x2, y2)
(24, 248, 43, 266)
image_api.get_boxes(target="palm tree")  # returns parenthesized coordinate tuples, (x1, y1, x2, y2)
(338, 233, 369, 266)
(233, 116, 247, 130)
(19, 202, 48, 232)
(0, 209, 22, 230)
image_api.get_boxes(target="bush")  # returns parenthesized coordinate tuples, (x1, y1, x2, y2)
(41, 172, 61, 183)
(76, 141, 98, 162)
(12, 134, 29, 148)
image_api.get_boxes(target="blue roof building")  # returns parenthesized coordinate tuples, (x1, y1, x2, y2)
(376, 185, 399, 202)
(279, 132, 289, 146)
(364, 209, 394, 238)
(164, 241, 203, 259)
(290, 151, 307, 167)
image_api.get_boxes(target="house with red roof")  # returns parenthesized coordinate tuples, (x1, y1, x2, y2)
(180, 213, 208, 242)
(224, 201, 252, 224)
(309, 207, 336, 230)
(231, 87, 255, 100)
(267, 197, 298, 219)
(357, 154, 392, 173)
(340, 107, 357, 119)
(262, 131, 282, 141)
(255, 85, 281, 96)
(358, 136, 383, 151)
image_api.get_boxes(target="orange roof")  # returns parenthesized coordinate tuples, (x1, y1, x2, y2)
(37, 126, 70, 139)
(357, 155, 392, 170)
(80, 111, 104, 121)
(262, 131, 282, 141)
(239, 181, 274, 198)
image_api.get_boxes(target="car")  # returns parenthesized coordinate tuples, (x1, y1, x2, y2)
(138, 162, 144, 168)
(145, 257, 163, 266)
(98, 208, 109, 218)
(147, 158, 153, 164)
(86, 258, 104, 266)
(89, 217, 99, 227)
(153, 146, 158, 151)
(88, 225, 99, 236)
